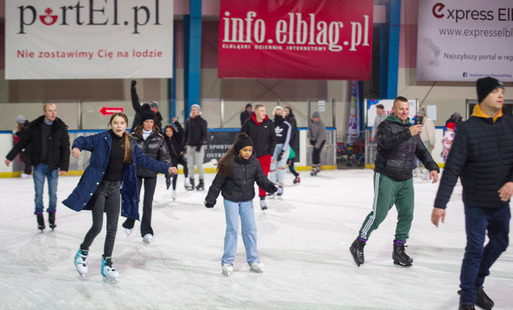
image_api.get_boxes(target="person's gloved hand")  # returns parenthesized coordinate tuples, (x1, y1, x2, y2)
(310, 140, 315, 145)
(268, 184, 278, 194)
(204, 201, 214, 208)
(165, 175, 171, 190)
(277, 151, 284, 161)
(196, 145, 202, 152)
(131, 80, 136, 88)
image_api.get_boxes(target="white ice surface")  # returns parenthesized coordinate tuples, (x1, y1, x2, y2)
(0, 169, 512, 310)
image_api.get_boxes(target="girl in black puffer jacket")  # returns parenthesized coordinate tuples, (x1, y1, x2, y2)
(122, 109, 171, 243)
(204, 133, 277, 276)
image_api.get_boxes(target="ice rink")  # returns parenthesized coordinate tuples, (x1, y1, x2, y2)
(1, 169, 512, 310)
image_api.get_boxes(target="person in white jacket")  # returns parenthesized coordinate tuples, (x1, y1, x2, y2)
(414, 107, 436, 179)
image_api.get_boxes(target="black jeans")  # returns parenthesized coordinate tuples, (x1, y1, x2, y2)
(172, 155, 188, 190)
(312, 141, 325, 165)
(81, 180, 121, 258)
(123, 176, 157, 237)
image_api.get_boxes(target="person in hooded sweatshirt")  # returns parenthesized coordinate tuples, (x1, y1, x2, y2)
(307, 111, 326, 176)
(122, 108, 171, 244)
(240, 104, 276, 210)
(204, 133, 277, 276)
(130, 80, 163, 132)
(269, 106, 291, 196)
(184, 104, 208, 191)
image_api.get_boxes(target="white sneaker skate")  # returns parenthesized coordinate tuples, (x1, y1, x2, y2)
(21, 173, 32, 179)
(172, 190, 177, 200)
(143, 234, 153, 244)
(277, 185, 284, 196)
(184, 178, 192, 190)
(259, 198, 268, 211)
(249, 261, 263, 273)
(124, 228, 132, 237)
(222, 264, 233, 276)
(74, 249, 88, 278)
(101, 257, 119, 282)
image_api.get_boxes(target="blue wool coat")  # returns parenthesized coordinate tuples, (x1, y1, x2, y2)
(62, 130, 169, 219)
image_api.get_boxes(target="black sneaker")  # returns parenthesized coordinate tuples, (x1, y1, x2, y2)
(349, 238, 366, 267)
(459, 306, 476, 310)
(36, 213, 45, 232)
(392, 241, 413, 267)
(49, 212, 56, 231)
(458, 288, 494, 310)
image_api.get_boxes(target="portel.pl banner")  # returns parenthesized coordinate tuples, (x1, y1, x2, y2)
(5, 0, 173, 80)
(417, 0, 513, 82)
(218, 0, 373, 80)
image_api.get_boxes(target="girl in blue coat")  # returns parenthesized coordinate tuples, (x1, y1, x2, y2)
(204, 133, 277, 276)
(63, 113, 177, 281)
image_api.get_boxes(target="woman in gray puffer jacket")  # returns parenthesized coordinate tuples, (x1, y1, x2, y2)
(122, 109, 171, 243)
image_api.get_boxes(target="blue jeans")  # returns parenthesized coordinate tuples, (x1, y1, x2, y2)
(270, 143, 290, 184)
(222, 199, 259, 266)
(460, 204, 510, 306)
(33, 164, 59, 215)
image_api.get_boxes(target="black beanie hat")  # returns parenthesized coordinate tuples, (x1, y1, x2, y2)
(235, 134, 253, 154)
(141, 108, 155, 122)
(477, 77, 504, 103)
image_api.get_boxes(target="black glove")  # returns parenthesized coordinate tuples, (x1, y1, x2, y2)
(196, 145, 202, 152)
(204, 201, 214, 208)
(277, 150, 284, 161)
(165, 175, 171, 190)
(131, 80, 136, 88)
(310, 140, 315, 145)
(268, 184, 278, 194)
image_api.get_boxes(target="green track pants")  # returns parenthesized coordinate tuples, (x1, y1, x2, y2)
(358, 172, 414, 242)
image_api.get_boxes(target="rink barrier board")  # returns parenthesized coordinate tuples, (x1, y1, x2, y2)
(0, 165, 338, 178)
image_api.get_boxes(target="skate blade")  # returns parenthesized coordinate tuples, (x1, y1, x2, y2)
(103, 276, 119, 283)
(393, 260, 412, 267)
(222, 271, 231, 277)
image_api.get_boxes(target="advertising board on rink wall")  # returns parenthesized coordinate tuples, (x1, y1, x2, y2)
(218, 0, 373, 80)
(5, 0, 173, 80)
(417, 0, 513, 82)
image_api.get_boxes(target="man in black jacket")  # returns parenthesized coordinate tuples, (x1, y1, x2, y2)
(5, 103, 70, 231)
(240, 103, 252, 126)
(350, 96, 439, 267)
(184, 104, 208, 190)
(241, 104, 276, 210)
(432, 77, 511, 310)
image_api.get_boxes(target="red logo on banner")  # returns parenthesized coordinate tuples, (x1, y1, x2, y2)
(39, 8, 58, 26)
(100, 106, 124, 116)
(218, 0, 373, 80)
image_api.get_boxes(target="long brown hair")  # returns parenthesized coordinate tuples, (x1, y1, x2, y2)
(134, 121, 160, 136)
(217, 133, 251, 177)
(109, 112, 132, 163)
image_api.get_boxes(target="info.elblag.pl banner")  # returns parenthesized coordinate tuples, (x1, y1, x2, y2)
(218, 0, 373, 80)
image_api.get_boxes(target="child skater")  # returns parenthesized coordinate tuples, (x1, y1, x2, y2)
(63, 112, 177, 282)
(204, 133, 277, 276)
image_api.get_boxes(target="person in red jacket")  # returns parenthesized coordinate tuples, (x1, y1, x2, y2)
(240, 104, 276, 210)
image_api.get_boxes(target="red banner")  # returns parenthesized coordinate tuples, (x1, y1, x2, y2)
(218, 0, 373, 80)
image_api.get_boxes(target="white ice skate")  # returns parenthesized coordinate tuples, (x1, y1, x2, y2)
(184, 178, 192, 190)
(222, 264, 233, 276)
(143, 233, 153, 244)
(124, 228, 133, 237)
(249, 261, 263, 273)
(74, 249, 88, 278)
(172, 190, 177, 200)
(101, 257, 119, 282)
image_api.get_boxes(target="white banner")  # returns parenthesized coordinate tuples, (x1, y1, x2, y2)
(6, 0, 173, 80)
(417, 0, 513, 82)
